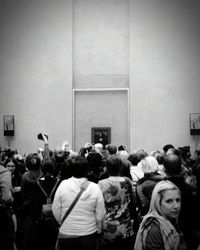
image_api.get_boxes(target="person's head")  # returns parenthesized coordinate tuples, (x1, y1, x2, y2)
(5, 148, 18, 159)
(71, 155, 89, 178)
(86, 152, 102, 172)
(106, 144, 117, 155)
(135, 149, 148, 161)
(94, 143, 103, 154)
(117, 150, 129, 160)
(149, 180, 181, 221)
(118, 145, 128, 152)
(166, 148, 180, 156)
(54, 147, 66, 162)
(6, 160, 16, 175)
(60, 157, 74, 180)
(149, 150, 164, 165)
(79, 143, 93, 158)
(106, 155, 122, 176)
(41, 160, 55, 177)
(140, 156, 159, 174)
(84, 142, 93, 152)
(163, 153, 182, 176)
(25, 153, 41, 171)
(128, 153, 140, 166)
(178, 146, 191, 162)
(120, 159, 132, 180)
(163, 144, 174, 155)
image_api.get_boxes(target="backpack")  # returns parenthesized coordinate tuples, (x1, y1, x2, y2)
(37, 179, 59, 218)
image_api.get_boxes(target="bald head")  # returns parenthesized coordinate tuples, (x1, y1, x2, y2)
(163, 153, 182, 176)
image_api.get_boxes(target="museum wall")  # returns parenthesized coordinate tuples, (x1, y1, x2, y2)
(0, 0, 200, 155)
(0, 0, 73, 153)
(129, 0, 200, 154)
(73, 0, 129, 151)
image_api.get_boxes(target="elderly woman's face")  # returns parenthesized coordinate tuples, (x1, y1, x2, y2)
(160, 189, 181, 221)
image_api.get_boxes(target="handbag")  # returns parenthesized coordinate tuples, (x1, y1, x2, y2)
(55, 180, 90, 250)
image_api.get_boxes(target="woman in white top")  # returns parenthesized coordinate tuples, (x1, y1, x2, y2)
(52, 155, 105, 250)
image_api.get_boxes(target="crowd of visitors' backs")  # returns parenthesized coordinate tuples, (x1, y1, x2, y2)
(1, 137, 200, 250)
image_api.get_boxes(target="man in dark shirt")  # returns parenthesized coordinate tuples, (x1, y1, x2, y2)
(163, 153, 200, 250)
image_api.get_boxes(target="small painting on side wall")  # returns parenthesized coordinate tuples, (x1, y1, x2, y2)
(91, 127, 111, 148)
(4, 115, 14, 136)
(190, 113, 200, 135)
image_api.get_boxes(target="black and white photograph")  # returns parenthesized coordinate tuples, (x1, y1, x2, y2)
(0, 1, 200, 250)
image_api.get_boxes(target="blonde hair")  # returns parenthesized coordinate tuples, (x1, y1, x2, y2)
(117, 150, 129, 160)
(140, 156, 159, 174)
(149, 180, 181, 219)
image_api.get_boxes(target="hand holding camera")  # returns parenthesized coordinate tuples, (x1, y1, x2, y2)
(37, 133, 48, 143)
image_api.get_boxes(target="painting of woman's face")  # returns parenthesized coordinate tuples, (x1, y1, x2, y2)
(160, 189, 181, 221)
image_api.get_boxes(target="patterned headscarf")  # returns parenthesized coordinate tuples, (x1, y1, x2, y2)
(134, 213, 180, 250)
(134, 180, 181, 250)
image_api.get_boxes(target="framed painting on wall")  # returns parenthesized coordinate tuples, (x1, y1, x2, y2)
(190, 113, 200, 135)
(91, 127, 111, 148)
(4, 115, 14, 136)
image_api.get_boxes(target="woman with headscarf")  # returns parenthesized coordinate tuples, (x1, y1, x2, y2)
(134, 180, 187, 250)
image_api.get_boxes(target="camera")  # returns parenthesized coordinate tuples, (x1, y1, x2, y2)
(37, 133, 48, 141)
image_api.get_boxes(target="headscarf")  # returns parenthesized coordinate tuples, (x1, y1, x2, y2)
(134, 180, 181, 250)
(134, 213, 180, 250)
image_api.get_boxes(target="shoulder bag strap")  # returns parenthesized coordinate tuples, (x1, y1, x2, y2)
(60, 180, 90, 226)
(37, 180, 48, 198)
(37, 179, 60, 200)
(49, 179, 60, 199)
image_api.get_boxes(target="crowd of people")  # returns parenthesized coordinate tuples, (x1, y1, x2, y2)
(1, 135, 200, 250)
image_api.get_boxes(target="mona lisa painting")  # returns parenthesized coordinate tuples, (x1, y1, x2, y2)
(91, 127, 111, 148)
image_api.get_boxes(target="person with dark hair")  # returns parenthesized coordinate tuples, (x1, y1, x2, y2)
(86, 151, 107, 183)
(2, 148, 18, 167)
(98, 155, 138, 250)
(128, 153, 140, 166)
(59, 156, 74, 181)
(163, 153, 200, 250)
(192, 148, 200, 198)
(78, 143, 93, 158)
(118, 145, 128, 152)
(71, 155, 89, 177)
(20, 153, 42, 250)
(5, 159, 25, 249)
(120, 159, 133, 181)
(30, 160, 60, 250)
(128, 152, 144, 186)
(106, 144, 117, 156)
(21, 153, 42, 204)
(52, 155, 105, 250)
(163, 144, 174, 155)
